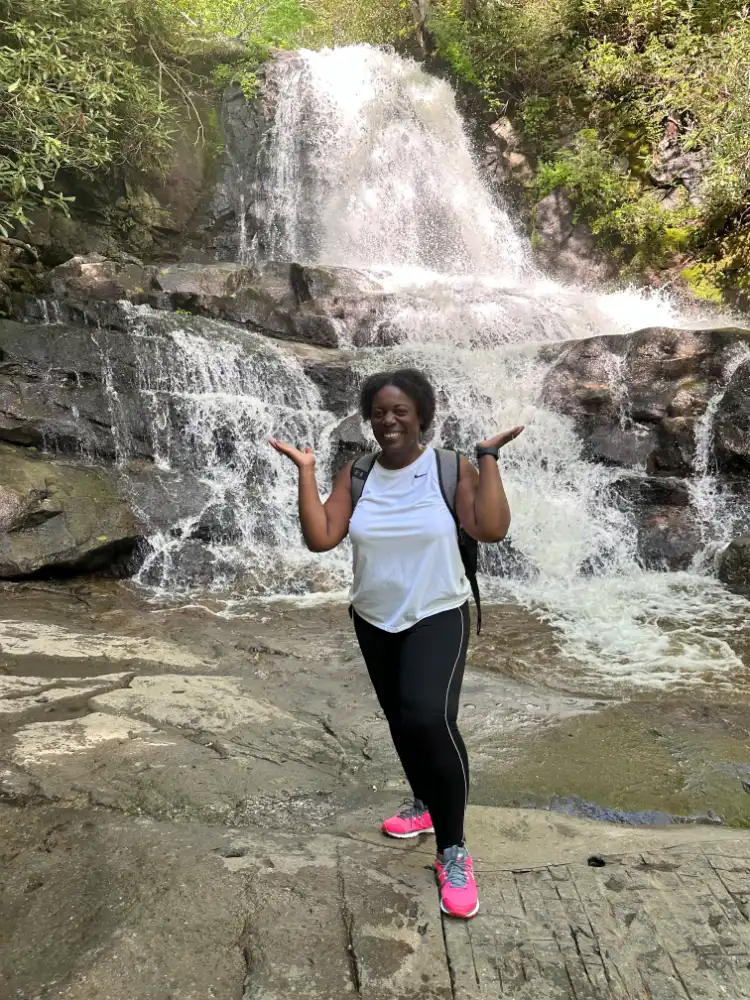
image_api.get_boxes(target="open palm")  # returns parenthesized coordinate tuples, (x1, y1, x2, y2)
(478, 426, 525, 450)
(269, 437, 316, 469)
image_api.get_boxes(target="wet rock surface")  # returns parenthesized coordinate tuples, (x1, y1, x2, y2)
(0, 582, 749, 999)
(542, 326, 750, 569)
(5, 277, 750, 581)
(0, 445, 142, 578)
(0, 315, 151, 459)
(714, 357, 750, 473)
(718, 535, 750, 596)
(541, 327, 750, 473)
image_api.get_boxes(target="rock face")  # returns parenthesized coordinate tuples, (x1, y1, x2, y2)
(532, 189, 617, 286)
(0, 445, 141, 577)
(718, 537, 750, 595)
(0, 315, 152, 459)
(606, 475, 699, 570)
(714, 358, 750, 473)
(542, 326, 750, 571)
(542, 327, 750, 475)
(19, 97, 226, 267)
(36, 255, 386, 349)
(4, 256, 750, 582)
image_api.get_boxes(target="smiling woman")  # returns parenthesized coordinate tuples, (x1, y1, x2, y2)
(269, 366, 523, 920)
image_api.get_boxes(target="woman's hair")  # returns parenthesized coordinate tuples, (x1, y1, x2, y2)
(359, 368, 436, 432)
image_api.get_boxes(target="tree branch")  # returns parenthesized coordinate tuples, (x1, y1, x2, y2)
(0, 236, 39, 262)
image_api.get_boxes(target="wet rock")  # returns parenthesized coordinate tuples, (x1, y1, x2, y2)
(194, 83, 274, 261)
(608, 474, 692, 508)
(34, 258, 387, 349)
(46, 254, 154, 303)
(0, 317, 152, 459)
(0, 445, 143, 578)
(635, 505, 701, 571)
(542, 327, 750, 473)
(532, 189, 616, 286)
(330, 413, 369, 475)
(291, 344, 358, 415)
(714, 358, 750, 473)
(717, 536, 750, 596)
(137, 538, 218, 589)
(150, 261, 346, 347)
(584, 425, 660, 468)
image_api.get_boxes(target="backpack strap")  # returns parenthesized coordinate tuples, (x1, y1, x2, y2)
(434, 448, 459, 515)
(350, 452, 379, 510)
(434, 449, 482, 635)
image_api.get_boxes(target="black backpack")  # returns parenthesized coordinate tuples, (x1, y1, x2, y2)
(350, 449, 482, 633)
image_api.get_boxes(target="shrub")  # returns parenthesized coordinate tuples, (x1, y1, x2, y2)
(430, 0, 750, 297)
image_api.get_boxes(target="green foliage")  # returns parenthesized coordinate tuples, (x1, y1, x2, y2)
(0, 0, 176, 236)
(0, 0, 413, 242)
(430, 0, 750, 299)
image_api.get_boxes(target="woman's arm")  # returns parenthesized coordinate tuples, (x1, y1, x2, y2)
(455, 428, 523, 543)
(269, 439, 353, 552)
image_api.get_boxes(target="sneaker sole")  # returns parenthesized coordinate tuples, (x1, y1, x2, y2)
(382, 826, 435, 839)
(440, 899, 480, 919)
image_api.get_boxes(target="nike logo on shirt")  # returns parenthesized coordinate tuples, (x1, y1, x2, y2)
(414, 473, 427, 478)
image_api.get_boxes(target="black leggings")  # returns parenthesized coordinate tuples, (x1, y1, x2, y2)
(353, 602, 470, 852)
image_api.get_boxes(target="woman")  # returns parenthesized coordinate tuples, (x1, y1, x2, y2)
(270, 368, 522, 919)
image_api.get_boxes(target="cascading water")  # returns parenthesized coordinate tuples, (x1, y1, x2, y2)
(249, 45, 748, 689)
(86, 44, 746, 690)
(91, 307, 350, 599)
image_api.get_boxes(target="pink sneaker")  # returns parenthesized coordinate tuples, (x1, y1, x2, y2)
(381, 800, 435, 839)
(435, 846, 479, 918)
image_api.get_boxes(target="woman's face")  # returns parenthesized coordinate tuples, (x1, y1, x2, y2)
(370, 385, 421, 460)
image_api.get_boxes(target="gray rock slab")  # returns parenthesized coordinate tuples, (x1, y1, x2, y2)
(443, 825, 750, 998)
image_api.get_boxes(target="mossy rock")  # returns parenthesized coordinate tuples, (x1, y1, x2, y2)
(0, 444, 144, 578)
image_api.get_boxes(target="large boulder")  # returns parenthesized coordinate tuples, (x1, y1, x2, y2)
(0, 317, 152, 460)
(0, 445, 142, 578)
(717, 536, 750, 596)
(46, 255, 154, 303)
(149, 261, 383, 348)
(542, 327, 750, 474)
(39, 258, 386, 349)
(714, 358, 750, 473)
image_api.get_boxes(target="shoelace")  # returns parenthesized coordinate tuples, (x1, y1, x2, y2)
(397, 801, 426, 821)
(441, 854, 471, 888)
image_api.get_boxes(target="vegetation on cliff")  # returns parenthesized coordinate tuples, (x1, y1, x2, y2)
(0, 0, 412, 246)
(429, 0, 750, 304)
(3, 0, 748, 306)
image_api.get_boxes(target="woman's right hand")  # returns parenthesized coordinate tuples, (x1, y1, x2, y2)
(269, 438, 316, 470)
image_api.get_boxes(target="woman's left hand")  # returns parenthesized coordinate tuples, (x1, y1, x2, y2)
(478, 426, 525, 451)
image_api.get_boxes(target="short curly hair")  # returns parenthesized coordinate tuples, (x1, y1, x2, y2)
(359, 368, 436, 432)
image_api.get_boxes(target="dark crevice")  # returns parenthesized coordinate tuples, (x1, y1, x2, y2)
(335, 846, 361, 995)
(238, 914, 256, 1000)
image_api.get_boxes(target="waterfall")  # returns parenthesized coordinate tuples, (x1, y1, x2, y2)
(247, 45, 746, 689)
(93, 306, 349, 598)
(79, 45, 745, 690)
(688, 345, 750, 568)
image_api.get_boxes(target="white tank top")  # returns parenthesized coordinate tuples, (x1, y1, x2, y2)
(349, 448, 471, 632)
